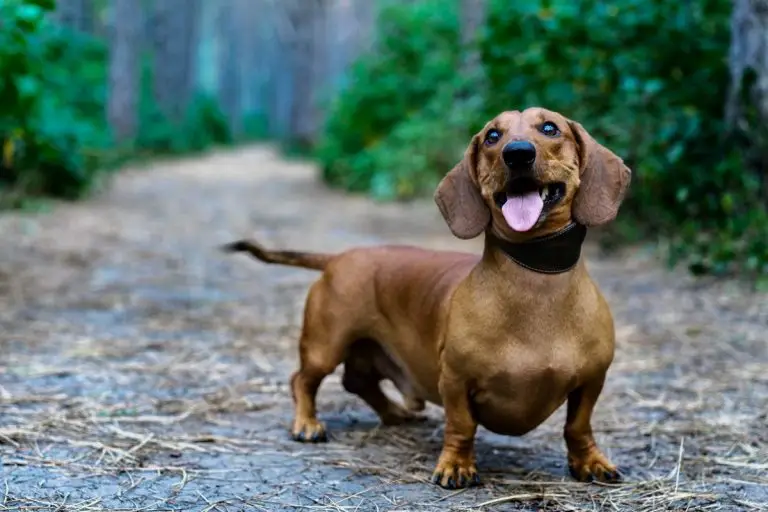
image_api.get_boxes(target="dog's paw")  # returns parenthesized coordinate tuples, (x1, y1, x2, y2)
(403, 396, 426, 412)
(431, 452, 481, 490)
(380, 406, 427, 426)
(568, 450, 622, 483)
(290, 417, 327, 443)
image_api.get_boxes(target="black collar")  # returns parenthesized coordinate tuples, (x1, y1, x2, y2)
(486, 222, 588, 274)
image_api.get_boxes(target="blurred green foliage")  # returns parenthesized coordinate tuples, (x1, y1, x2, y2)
(135, 58, 232, 155)
(317, 0, 462, 196)
(0, 0, 234, 208)
(0, 0, 107, 206)
(318, 0, 768, 278)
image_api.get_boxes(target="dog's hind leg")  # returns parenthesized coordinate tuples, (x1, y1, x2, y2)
(342, 339, 424, 426)
(289, 282, 354, 443)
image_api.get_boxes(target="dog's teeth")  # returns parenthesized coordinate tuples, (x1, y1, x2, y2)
(540, 187, 549, 201)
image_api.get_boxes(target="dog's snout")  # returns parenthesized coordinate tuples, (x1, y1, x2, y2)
(502, 141, 536, 170)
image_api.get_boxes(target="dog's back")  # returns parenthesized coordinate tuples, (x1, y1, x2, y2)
(310, 245, 478, 403)
(226, 239, 477, 403)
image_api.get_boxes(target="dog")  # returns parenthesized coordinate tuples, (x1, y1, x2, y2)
(223, 107, 631, 489)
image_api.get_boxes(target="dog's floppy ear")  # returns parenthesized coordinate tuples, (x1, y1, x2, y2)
(569, 121, 632, 227)
(434, 135, 490, 239)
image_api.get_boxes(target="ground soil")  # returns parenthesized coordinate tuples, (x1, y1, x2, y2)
(0, 146, 766, 511)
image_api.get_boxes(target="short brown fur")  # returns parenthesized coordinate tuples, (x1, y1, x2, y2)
(225, 108, 631, 489)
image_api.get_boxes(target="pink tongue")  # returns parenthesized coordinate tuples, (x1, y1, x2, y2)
(502, 191, 544, 232)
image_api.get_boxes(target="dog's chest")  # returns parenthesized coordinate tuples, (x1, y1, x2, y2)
(445, 274, 614, 435)
(469, 338, 592, 436)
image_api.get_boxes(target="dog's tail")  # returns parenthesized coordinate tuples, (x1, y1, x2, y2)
(221, 239, 333, 271)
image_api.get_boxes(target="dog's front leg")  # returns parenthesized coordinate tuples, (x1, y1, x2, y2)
(564, 374, 621, 483)
(431, 371, 481, 489)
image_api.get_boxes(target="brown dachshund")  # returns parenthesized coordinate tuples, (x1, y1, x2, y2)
(223, 107, 631, 489)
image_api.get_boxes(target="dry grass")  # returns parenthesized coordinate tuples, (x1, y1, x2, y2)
(0, 146, 766, 511)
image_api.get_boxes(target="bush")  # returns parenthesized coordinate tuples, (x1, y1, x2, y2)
(319, 0, 768, 278)
(358, 85, 480, 201)
(483, 0, 767, 276)
(0, 0, 237, 208)
(135, 93, 232, 156)
(0, 0, 111, 205)
(316, 0, 461, 195)
(134, 53, 233, 155)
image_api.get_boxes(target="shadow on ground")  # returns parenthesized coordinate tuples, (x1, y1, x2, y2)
(0, 146, 766, 511)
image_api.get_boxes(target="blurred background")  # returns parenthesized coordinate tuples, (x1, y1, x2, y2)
(1, 0, 767, 281)
(1, 3, 767, 508)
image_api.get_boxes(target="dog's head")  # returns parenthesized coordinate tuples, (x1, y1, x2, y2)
(435, 108, 631, 240)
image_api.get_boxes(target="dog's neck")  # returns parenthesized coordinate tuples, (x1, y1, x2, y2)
(483, 222, 588, 275)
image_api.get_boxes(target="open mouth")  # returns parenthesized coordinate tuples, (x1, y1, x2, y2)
(493, 178, 566, 232)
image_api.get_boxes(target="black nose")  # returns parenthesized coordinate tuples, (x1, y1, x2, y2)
(502, 141, 536, 169)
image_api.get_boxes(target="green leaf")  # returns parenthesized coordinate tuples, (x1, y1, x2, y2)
(15, 75, 39, 98)
(26, 0, 55, 11)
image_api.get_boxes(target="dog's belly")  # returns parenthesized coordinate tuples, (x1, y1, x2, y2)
(372, 339, 441, 403)
(379, 339, 443, 405)
(471, 366, 577, 436)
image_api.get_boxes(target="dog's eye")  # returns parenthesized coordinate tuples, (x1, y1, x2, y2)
(539, 122, 560, 137)
(484, 129, 501, 146)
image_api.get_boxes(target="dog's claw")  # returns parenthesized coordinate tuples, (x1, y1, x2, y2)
(291, 418, 327, 443)
(431, 454, 480, 489)
(568, 451, 622, 483)
(569, 465, 594, 483)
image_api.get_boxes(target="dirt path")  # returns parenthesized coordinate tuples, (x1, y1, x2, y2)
(0, 146, 766, 511)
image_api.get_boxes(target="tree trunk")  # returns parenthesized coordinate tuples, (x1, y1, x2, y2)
(53, 0, 94, 33)
(195, 0, 218, 95)
(269, 1, 293, 139)
(727, 0, 768, 186)
(287, 0, 322, 148)
(150, 0, 200, 123)
(311, 0, 330, 133)
(238, 0, 266, 120)
(459, 0, 487, 98)
(350, 0, 376, 67)
(107, 0, 143, 143)
(217, 0, 242, 137)
(727, 0, 768, 124)
(460, 0, 486, 77)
